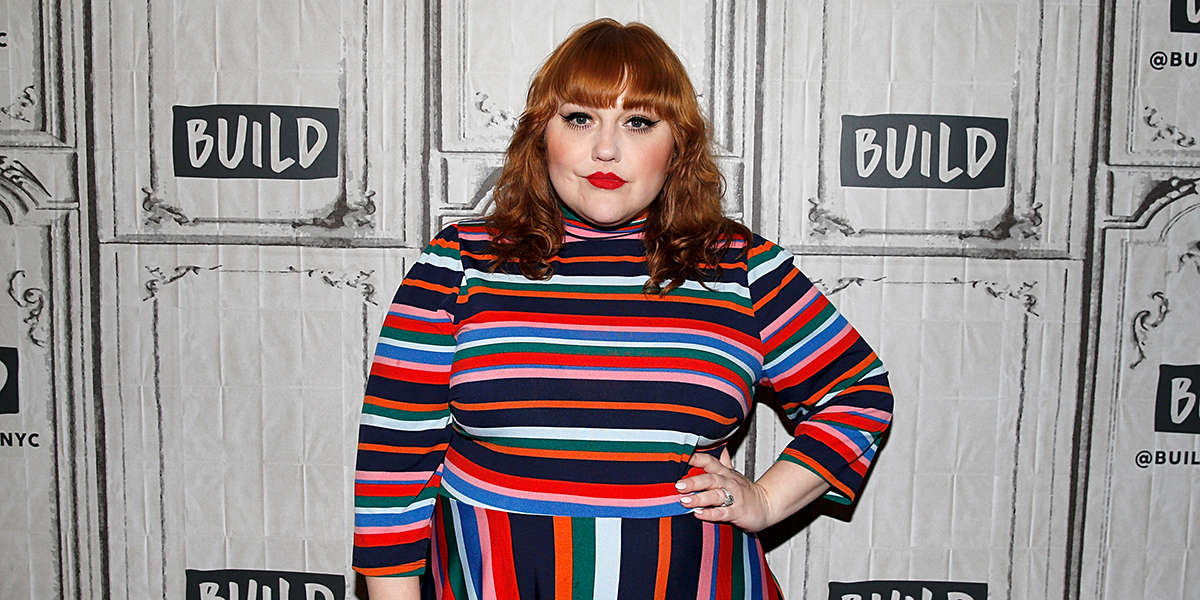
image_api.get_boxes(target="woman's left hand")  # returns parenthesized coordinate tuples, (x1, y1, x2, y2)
(675, 449, 775, 533)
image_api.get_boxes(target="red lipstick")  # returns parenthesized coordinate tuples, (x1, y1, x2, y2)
(585, 172, 626, 190)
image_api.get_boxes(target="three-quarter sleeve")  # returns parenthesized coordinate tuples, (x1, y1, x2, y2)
(353, 226, 463, 576)
(748, 238, 893, 505)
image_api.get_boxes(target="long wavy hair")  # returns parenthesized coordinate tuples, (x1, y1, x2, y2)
(486, 18, 750, 294)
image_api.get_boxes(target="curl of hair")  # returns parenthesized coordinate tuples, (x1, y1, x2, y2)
(486, 18, 750, 293)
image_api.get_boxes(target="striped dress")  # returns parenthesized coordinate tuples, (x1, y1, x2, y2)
(353, 211, 893, 599)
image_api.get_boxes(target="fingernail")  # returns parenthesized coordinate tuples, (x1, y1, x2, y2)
(693, 508, 704, 515)
(675, 481, 686, 490)
(680, 496, 692, 504)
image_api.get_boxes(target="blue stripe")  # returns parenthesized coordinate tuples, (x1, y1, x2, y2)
(440, 470, 690, 519)
(454, 503, 485, 600)
(355, 507, 434, 527)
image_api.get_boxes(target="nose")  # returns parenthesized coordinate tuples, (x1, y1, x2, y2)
(593, 123, 619, 162)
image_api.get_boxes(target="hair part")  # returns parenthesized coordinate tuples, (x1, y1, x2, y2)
(485, 18, 750, 293)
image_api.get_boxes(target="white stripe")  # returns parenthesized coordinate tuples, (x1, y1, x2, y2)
(763, 313, 841, 372)
(741, 535, 753, 600)
(593, 518, 622, 600)
(375, 336, 454, 355)
(455, 337, 757, 380)
(450, 501, 482, 600)
(454, 424, 704, 445)
(746, 247, 791, 283)
(359, 412, 451, 431)
(462, 269, 749, 299)
(354, 496, 436, 515)
(419, 250, 462, 272)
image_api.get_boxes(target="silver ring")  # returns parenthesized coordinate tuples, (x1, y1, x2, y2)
(719, 487, 734, 507)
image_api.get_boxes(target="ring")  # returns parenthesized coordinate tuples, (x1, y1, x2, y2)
(719, 487, 734, 507)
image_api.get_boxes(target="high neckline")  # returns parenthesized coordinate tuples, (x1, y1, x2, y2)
(561, 204, 647, 240)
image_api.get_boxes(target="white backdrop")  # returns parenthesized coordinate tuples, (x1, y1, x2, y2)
(0, 1, 1197, 599)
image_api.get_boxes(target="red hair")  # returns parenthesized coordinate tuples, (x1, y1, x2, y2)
(486, 18, 750, 293)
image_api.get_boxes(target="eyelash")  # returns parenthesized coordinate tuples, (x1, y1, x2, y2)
(559, 112, 660, 132)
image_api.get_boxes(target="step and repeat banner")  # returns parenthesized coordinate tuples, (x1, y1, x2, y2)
(0, 1, 1197, 599)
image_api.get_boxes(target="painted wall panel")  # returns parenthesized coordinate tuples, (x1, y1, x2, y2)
(98, 244, 418, 599)
(745, 256, 1081, 600)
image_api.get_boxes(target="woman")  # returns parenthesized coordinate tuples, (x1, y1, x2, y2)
(354, 19, 892, 600)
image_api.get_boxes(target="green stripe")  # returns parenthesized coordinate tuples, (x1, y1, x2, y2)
(424, 243, 459, 260)
(571, 517, 596, 600)
(463, 278, 746, 305)
(355, 486, 437, 508)
(730, 528, 745, 600)
(458, 431, 688, 455)
(442, 501, 470, 600)
(764, 303, 839, 363)
(379, 328, 455, 346)
(363, 403, 449, 421)
(454, 343, 755, 386)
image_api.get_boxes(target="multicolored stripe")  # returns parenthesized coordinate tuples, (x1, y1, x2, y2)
(353, 211, 893, 577)
(430, 496, 783, 600)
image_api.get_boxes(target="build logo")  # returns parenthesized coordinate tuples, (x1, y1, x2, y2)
(830, 580, 988, 600)
(840, 114, 1008, 190)
(186, 569, 343, 600)
(1156, 364, 1200, 434)
(1171, 0, 1200, 33)
(0, 347, 16, 414)
(173, 104, 339, 180)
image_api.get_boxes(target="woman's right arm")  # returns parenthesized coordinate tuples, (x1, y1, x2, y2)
(365, 575, 421, 600)
(353, 227, 464, 586)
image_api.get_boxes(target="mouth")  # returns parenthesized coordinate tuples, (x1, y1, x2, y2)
(585, 172, 627, 190)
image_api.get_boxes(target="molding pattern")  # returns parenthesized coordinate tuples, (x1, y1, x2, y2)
(142, 265, 218, 300)
(806, 195, 1043, 242)
(7, 270, 49, 347)
(281, 266, 378, 305)
(1, 85, 37, 124)
(0, 156, 53, 224)
(1113, 176, 1200, 228)
(473, 92, 518, 130)
(1129, 291, 1169, 370)
(807, 197, 857, 236)
(142, 264, 379, 305)
(1143, 106, 1197, 149)
(811, 275, 885, 296)
(141, 188, 190, 226)
(1175, 240, 1200, 276)
(809, 275, 1040, 315)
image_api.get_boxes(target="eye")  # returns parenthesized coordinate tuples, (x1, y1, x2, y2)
(561, 112, 592, 128)
(625, 115, 660, 132)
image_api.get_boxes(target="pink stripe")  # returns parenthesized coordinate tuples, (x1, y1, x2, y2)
(756, 540, 772, 599)
(477, 505, 498, 600)
(761, 287, 820, 340)
(444, 461, 680, 508)
(355, 521, 428, 535)
(811, 405, 890, 420)
(373, 356, 452, 371)
(388, 304, 453, 321)
(772, 324, 854, 383)
(796, 421, 865, 455)
(450, 368, 749, 413)
(457, 322, 758, 355)
(696, 522, 715, 600)
(356, 470, 436, 482)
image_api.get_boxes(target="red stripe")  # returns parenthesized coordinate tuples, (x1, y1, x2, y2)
(354, 526, 429, 548)
(447, 448, 678, 499)
(371, 362, 450, 385)
(487, 510, 521, 598)
(715, 526, 733, 600)
(457, 311, 759, 347)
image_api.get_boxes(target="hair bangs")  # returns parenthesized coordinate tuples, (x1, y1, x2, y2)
(544, 24, 688, 119)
